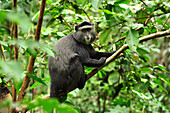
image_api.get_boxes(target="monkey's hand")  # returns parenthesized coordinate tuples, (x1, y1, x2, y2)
(99, 57, 106, 64)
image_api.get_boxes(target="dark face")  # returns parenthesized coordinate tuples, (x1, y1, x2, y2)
(74, 27, 96, 45)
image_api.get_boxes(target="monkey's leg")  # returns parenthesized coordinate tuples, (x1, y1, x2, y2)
(57, 94, 67, 103)
(78, 74, 87, 89)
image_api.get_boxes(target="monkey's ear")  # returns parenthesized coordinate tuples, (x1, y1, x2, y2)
(75, 25, 79, 31)
(91, 23, 94, 27)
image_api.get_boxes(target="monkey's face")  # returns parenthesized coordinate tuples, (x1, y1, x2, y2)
(74, 28, 96, 45)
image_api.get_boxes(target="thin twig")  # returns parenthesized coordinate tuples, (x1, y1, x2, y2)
(10, 80, 17, 113)
(160, 15, 170, 31)
(11, 0, 18, 112)
(0, 25, 10, 31)
(9, 22, 13, 60)
(154, 17, 159, 32)
(63, 19, 72, 29)
(102, 21, 125, 33)
(93, 42, 102, 48)
(140, 0, 149, 7)
(135, 10, 170, 20)
(13, 0, 19, 61)
(82, 9, 92, 23)
(0, 44, 6, 61)
(58, 15, 72, 29)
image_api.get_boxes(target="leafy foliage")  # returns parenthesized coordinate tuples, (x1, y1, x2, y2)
(0, 0, 169, 112)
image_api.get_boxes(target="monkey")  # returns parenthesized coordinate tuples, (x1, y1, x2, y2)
(48, 21, 115, 100)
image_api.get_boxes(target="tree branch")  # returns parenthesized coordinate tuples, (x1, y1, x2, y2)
(87, 30, 170, 80)
(13, 0, 18, 61)
(161, 15, 169, 31)
(82, 8, 92, 23)
(17, 0, 46, 101)
(135, 10, 170, 20)
(10, 80, 17, 113)
(140, 0, 149, 7)
(0, 44, 6, 61)
(11, 0, 18, 112)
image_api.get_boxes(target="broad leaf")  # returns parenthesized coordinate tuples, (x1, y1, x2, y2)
(126, 29, 139, 51)
(0, 61, 25, 90)
(91, 0, 102, 9)
(26, 73, 46, 85)
(100, 29, 112, 45)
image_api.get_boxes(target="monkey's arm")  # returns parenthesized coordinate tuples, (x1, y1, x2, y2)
(92, 51, 115, 59)
(88, 45, 116, 59)
(82, 57, 106, 67)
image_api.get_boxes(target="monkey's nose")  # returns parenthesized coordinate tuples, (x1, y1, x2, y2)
(88, 35, 91, 40)
(87, 37, 90, 40)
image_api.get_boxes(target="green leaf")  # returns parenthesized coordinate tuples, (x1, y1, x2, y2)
(27, 98, 79, 113)
(154, 65, 166, 71)
(0, 10, 8, 22)
(140, 55, 150, 62)
(156, 73, 170, 86)
(26, 73, 46, 85)
(46, 18, 56, 27)
(119, 4, 129, 9)
(126, 29, 139, 51)
(108, 72, 119, 85)
(136, 10, 148, 23)
(114, 0, 130, 5)
(152, 39, 158, 46)
(101, 9, 116, 15)
(158, 85, 168, 93)
(130, 23, 144, 29)
(42, 28, 53, 35)
(132, 90, 149, 100)
(103, 61, 116, 71)
(57, 32, 65, 37)
(91, 0, 102, 9)
(57, 103, 79, 113)
(40, 45, 55, 57)
(0, 61, 25, 90)
(27, 98, 59, 111)
(140, 67, 152, 73)
(26, 48, 37, 58)
(13, 79, 23, 91)
(137, 47, 150, 55)
(7, 11, 31, 33)
(3, 39, 55, 57)
(30, 78, 50, 89)
(0, 61, 25, 79)
(100, 29, 112, 45)
(0, 41, 8, 46)
(32, 10, 40, 21)
(97, 71, 102, 78)
(30, 82, 43, 89)
(154, 78, 162, 85)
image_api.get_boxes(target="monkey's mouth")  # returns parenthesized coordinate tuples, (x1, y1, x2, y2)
(85, 36, 92, 44)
